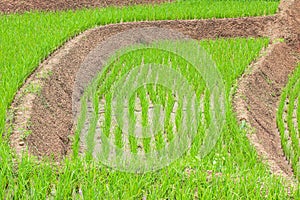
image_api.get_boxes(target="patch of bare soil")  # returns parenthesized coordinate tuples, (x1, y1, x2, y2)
(0, 0, 171, 14)
(6, 0, 300, 182)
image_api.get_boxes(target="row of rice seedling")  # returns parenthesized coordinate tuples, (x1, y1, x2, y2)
(277, 64, 300, 181)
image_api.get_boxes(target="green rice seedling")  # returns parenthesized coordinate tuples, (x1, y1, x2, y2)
(85, 90, 100, 160)
(137, 86, 149, 128)
(175, 97, 183, 133)
(203, 89, 211, 128)
(73, 91, 88, 158)
(298, 97, 300, 137)
(290, 81, 300, 146)
(277, 88, 288, 156)
(164, 91, 175, 128)
(128, 93, 137, 131)
(128, 134, 138, 153)
(114, 126, 123, 149)
(160, 86, 168, 108)
(154, 130, 164, 151)
(103, 92, 112, 137)
(146, 84, 156, 104)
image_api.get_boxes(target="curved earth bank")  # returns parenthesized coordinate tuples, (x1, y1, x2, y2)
(6, 0, 299, 181)
(233, 0, 299, 179)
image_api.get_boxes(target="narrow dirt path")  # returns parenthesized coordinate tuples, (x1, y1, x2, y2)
(233, 0, 300, 178)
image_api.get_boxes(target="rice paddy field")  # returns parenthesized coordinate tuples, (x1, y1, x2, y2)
(0, 0, 299, 199)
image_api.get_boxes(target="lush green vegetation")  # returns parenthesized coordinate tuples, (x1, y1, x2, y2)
(277, 64, 300, 181)
(2, 0, 298, 199)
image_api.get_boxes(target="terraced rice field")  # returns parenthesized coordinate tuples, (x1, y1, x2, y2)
(0, 0, 299, 199)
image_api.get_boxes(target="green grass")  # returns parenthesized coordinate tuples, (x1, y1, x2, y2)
(2, 0, 298, 199)
(277, 64, 300, 181)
